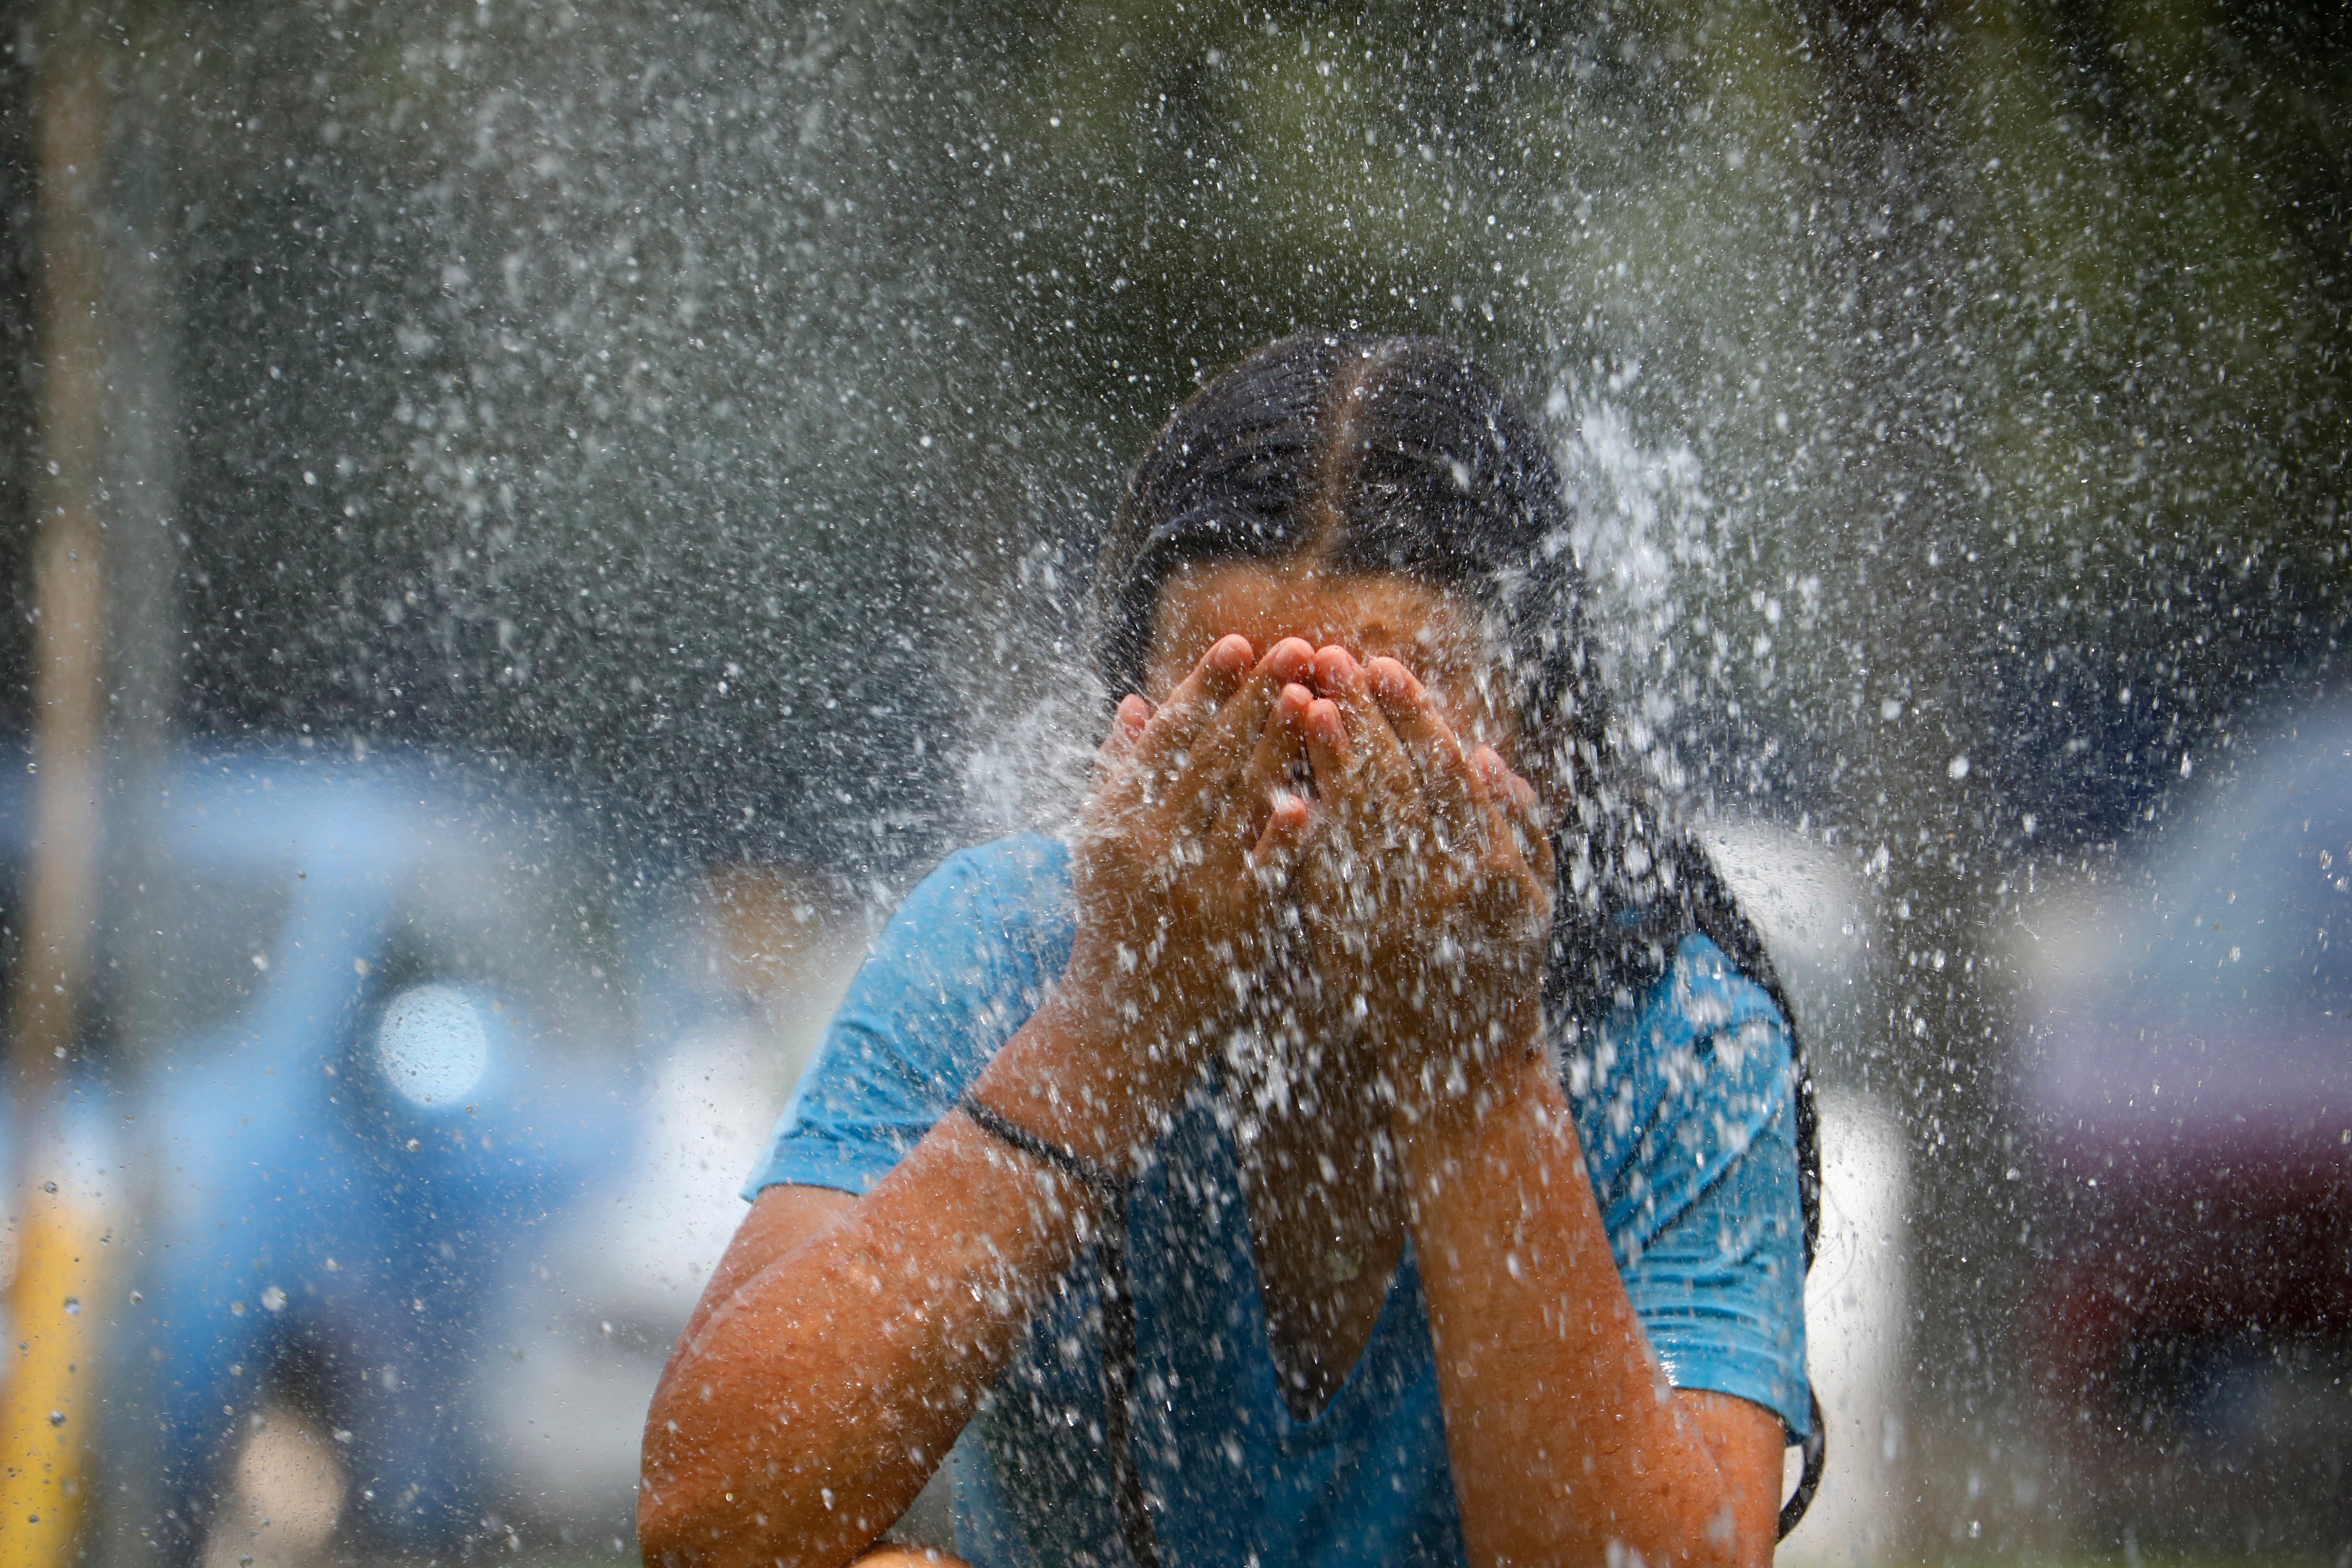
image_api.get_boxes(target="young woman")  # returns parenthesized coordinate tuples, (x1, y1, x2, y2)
(640, 335, 1813, 1568)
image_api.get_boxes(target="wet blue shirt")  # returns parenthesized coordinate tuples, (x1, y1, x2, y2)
(746, 835, 1808, 1568)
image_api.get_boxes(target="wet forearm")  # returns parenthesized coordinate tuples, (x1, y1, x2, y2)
(1399, 1052, 1767, 1568)
(639, 1007, 1128, 1568)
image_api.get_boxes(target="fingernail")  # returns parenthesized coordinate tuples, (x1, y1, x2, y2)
(1368, 658, 1422, 702)
(1261, 638, 1316, 681)
(1313, 645, 1360, 693)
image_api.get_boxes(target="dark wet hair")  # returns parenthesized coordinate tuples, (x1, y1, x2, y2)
(1097, 335, 1795, 1054)
(1096, 334, 1589, 738)
(1099, 335, 1629, 992)
(1093, 331, 1827, 1535)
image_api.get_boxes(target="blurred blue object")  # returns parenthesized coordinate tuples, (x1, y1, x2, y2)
(2026, 703, 2352, 1140)
(0, 751, 649, 1563)
(2016, 700, 2352, 1543)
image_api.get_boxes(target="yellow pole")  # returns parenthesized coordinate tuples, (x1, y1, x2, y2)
(0, 7, 110, 1560)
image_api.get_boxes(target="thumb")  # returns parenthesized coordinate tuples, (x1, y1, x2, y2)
(1248, 789, 1316, 889)
(1091, 694, 1154, 785)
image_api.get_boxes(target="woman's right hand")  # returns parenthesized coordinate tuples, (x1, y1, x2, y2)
(1037, 633, 1319, 1146)
(646, 658, 1325, 1568)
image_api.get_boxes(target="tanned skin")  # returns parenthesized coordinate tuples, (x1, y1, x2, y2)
(640, 562, 1786, 1568)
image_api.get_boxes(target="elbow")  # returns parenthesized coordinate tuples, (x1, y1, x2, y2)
(635, 1412, 753, 1568)
(636, 1465, 800, 1568)
(635, 1480, 693, 1568)
(635, 1435, 727, 1568)
(638, 1478, 865, 1568)
(638, 1415, 855, 1568)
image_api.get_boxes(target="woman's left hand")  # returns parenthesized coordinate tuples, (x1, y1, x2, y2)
(1293, 647, 1556, 1125)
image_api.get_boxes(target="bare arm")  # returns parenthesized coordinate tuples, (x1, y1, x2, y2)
(636, 1011, 1114, 1568)
(1300, 648, 1786, 1567)
(640, 635, 1317, 1568)
(1402, 1052, 1784, 1568)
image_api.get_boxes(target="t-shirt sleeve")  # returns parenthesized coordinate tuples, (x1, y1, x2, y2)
(741, 836, 1073, 1200)
(1570, 935, 1811, 1439)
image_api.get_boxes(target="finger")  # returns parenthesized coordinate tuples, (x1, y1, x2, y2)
(1217, 682, 1313, 841)
(1309, 643, 1358, 703)
(1202, 635, 1317, 777)
(1256, 636, 1317, 687)
(1500, 760, 1555, 886)
(1247, 788, 1316, 886)
(1131, 633, 1257, 771)
(1209, 640, 1315, 785)
(1097, 693, 1153, 769)
(1521, 791, 1557, 890)
(1172, 645, 1317, 836)
(1471, 747, 1551, 878)
(1466, 746, 1509, 838)
(1311, 647, 1420, 826)
(1302, 695, 1354, 797)
(1083, 693, 1159, 817)
(1471, 747, 1540, 816)
(1364, 656, 1483, 847)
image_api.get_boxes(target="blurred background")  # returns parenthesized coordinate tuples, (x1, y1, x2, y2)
(0, 0, 2345, 1564)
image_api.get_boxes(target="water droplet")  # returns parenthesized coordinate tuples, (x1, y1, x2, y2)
(46, 1412, 65, 1428)
(42, 1181, 56, 1194)
(260, 1286, 288, 1312)
(61, 1298, 79, 1316)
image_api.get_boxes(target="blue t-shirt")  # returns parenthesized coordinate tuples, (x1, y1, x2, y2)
(746, 835, 1808, 1568)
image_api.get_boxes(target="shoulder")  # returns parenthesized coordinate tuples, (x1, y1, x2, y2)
(1662, 933, 1792, 1066)
(874, 834, 1073, 961)
(742, 837, 1073, 1197)
(814, 832, 1076, 1055)
(910, 832, 1071, 910)
(1566, 932, 1796, 1201)
(1566, 933, 1790, 1095)
(947, 831, 1071, 884)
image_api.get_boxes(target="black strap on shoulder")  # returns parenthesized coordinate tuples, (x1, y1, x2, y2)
(958, 1094, 1125, 1202)
(1780, 1386, 1828, 1539)
(1652, 837, 1828, 1538)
